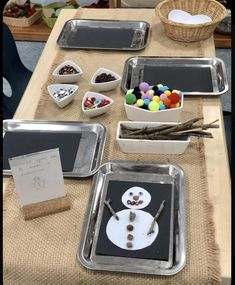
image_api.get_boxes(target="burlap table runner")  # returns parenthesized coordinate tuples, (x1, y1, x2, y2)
(3, 8, 220, 285)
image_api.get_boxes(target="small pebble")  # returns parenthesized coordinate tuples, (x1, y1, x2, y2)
(127, 234, 134, 241)
(126, 242, 133, 248)
(127, 224, 134, 231)
(129, 211, 136, 222)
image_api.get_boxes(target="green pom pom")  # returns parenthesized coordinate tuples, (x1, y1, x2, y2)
(125, 93, 137, 105)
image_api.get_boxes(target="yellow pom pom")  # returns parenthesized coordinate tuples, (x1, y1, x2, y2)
(152, 95, 160, 102)
(164, 90, 171, 96)
(147, 90, 154, 95)
(172, 89, 179, 94)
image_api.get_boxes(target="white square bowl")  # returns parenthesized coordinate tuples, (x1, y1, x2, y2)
(116, 121, 190, 154)
(52, 60, 83, 83)
(124, 93, 184, 122)
(91, 68, 121, 92)
(82, 91, 114, 118)
(48, 84, 79, 108)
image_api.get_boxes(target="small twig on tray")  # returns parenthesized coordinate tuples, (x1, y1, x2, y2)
(147, 200, 165, 235)
(104, 198, 119, 221)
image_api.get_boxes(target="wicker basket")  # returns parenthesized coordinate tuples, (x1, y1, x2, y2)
(3, 10, 42, 28)
(155, 0, 227, 42)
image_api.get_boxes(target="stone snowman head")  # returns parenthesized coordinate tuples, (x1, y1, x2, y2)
(121, 186, 151, 210)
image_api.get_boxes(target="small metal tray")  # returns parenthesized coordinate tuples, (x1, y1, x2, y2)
(77, 160, 186, 275)
(3, 120, 106, 178)
(121, 56, 228, 96)
(57, 19, 150, 50)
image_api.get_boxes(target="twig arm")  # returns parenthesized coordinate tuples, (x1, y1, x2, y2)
(147, 200, 165, 235)
(104, 199, 119, 221)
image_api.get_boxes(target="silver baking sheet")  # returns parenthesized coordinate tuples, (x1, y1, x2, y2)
(121, 56, 228, 96)
(3, 120, 106, 178)
(77, 160, 186, 275)
(57, 19, 150, 50)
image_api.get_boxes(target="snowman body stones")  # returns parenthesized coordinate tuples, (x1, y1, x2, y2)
(106, 186, 159, 250)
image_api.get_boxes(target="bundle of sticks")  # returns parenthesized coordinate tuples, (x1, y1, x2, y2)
(120, 117, 219, 140)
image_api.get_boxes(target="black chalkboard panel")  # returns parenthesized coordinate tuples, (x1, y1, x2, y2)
(95, 180, 173, 261)
(143, 65, 213, 92)
(67, 27, 134, 49)
(3, 131, 81, 172)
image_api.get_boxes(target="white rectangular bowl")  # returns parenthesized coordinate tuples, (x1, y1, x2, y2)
(124, 93, 184, 122)
(116, 121, 190, 154)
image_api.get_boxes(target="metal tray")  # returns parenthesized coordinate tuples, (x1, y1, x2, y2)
(77, 160, 186, 275)
(57, 19, 150, 50)
(3, 120, 106, 178)
(121, 56, 229, 96)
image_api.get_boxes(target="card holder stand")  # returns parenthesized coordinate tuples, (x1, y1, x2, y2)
(21, 195, 70, 220)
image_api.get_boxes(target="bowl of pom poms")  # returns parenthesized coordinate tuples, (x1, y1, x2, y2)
(124, 82, 184, 122)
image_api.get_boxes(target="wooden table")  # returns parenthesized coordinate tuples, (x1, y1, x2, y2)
(4, 8, 231, 285)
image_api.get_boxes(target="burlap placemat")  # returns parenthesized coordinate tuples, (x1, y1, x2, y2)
(3, 9, 220, 285)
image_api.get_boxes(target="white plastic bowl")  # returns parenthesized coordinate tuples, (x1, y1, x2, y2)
(52, 60, 83, 83)
(82, 91, 113, 118)
(91, 68, 121, 92)
(116, 121, 190, 154)
(124, 93, 184, 122)
(48, 84, 79, 108)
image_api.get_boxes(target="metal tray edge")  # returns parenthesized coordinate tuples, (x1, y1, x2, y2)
(3, 119, 107, 178)
(121, 56, 229, 95)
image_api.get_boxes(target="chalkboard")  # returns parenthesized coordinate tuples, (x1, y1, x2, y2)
(3, 131, 81, 172)
(143, 65, 213, 92)
(96, 180, 173, 261)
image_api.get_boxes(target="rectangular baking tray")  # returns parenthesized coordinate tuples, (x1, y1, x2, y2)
(121, 56, 228, 96)
(77, 160, 186, 275)
(3, 120, 106, 178)
(57, 19, 150, 50)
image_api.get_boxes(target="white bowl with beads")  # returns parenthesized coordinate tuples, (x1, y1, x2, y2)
(91, 68, 122, 92)
(48, 84, 79, 108)
(52, 60, 83, 83)
(82, 91, 114, 118)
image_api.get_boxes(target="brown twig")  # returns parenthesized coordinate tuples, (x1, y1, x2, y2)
(147, 200, 165, 235)
(120, 117, 218, 140)
(104, 198, 119, 221)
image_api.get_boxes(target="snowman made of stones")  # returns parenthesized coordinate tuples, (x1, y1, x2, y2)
(106, 186, 159, 250)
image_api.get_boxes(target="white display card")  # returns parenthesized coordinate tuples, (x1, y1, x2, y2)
(9, 148, 66, 207)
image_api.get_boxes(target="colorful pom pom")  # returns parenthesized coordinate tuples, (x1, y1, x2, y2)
(139, 82, 149, 92)
(148, 101, 159, 111)
(125, 93, 137, 105)
(137, 99, 144, 107)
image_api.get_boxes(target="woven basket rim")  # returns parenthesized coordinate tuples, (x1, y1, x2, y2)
(3, 9, 41, 20)
(156, 0, 227, 28)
